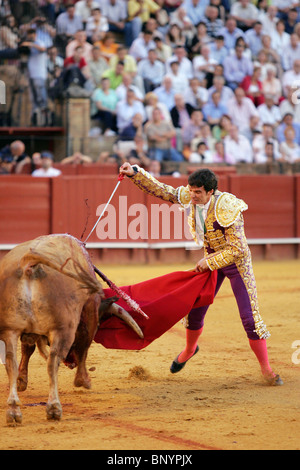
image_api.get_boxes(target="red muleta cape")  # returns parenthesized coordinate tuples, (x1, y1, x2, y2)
(94, 270, 217, 350)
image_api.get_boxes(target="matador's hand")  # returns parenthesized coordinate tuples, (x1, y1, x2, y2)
(195, 258, 209, 273)
(119, 162, 135, 177)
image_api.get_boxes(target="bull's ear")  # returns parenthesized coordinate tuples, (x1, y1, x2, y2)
(98, 296, 120, 316)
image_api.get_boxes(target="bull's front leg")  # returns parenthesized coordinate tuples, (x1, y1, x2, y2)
(5, 331, 22, 425)
(17, 340, 36, 392)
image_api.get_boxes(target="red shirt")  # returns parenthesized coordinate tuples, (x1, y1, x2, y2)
(64, 56, 87, 69)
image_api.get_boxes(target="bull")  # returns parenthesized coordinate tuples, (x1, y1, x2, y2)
(0, 234, 143, 424)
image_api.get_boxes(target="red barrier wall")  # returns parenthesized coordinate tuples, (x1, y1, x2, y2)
(0, 173, 299, 261)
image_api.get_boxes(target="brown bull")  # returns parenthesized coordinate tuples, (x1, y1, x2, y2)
(0, 234, 143, 424)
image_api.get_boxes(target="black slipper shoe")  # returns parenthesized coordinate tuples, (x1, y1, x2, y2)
(170, 345, 199, 374)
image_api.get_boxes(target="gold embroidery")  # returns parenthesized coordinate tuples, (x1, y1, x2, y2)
(215, 192, 248, 228)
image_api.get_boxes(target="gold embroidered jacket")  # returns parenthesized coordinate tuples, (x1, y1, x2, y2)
(130, 166, 250, 271)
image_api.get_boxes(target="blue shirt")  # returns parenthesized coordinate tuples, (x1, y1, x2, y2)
(202, 102, 228, 120)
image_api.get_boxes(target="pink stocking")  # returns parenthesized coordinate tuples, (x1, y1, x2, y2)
(177, 327, 203, 363)
(249, 338, 275, 378)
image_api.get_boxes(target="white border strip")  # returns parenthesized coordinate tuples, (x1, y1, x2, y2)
(1, 238, 300, 251)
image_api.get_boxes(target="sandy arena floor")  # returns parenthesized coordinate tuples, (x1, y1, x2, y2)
(0, 259, 299, 451)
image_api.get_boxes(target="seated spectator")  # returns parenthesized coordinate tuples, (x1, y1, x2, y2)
(91, 77, 118, 135)
(0, 154, 14, 175)
(182, 109, 205, 146)
(153, 33, 172, 63)
(279, 126, 300, 163)
(2, 140, 31, 174)
(184, 77, 208, 108)
(182, 0, 210, 27)
(260, 34, 282, 77)
(115, 73, 144, 102)
(230, 0, 259, 31)
(224, 124, 253, 163)
(219, 16, 245, 50)
(192, 44, 218, 84)
(154, 75, 176, 111)
(276, 113, 300, 144)
(257, 95, 282, 126)
(252, 123, 281, 162)
(212, 113, 232, 140)
(63, 45, 92, 91)
(169, 6, 195, 43)
(0, 14, 19, 59)
(167, 59, 189, 94)
(189, 141, 214, 163)
(147, 159, 162, 178)
(207, 75, 234, 106)
(279, 89, 300, 123)
(284, 7, 298, 35)
(186, 20, 211, 57)
(166, 45, 193, 80)
(166, 23, 186, 49)
(282, 33, 300, 72)
(137, 48, 165, 93)
(223, 40, 253, 90)
(209, 35, 228, 64)
(127, 0, 161, 26)
(170, 94, 194, 129)
(95, 32, 119, 62)
(240, 66, 265, 107)
(260, 4, 278, 35)
(202, 90, 228, 127)
(244, 21, 264, 58)
(127, 135, 151, 167)
(129, 29, 156, 62)
(262, 64, 282, 104)
(282, 59, 300, 98)
(75, 0, 100, 29)
(60, 152, 93, 165)
(118, 112, 145, 141)
(145, 106, 184, 162)
(102, 60, 124, 89)
(270, 20, 290, 57)
(144, 92, 171, 123)
(47, 46, 64, 78)
(257, 141, 281, 164)
(85, 7, 109, 42)
(227, 87, 259, 140)
(103, 0, 140, 48)
(64, 45, 91, 80)
(253, 49, 269, 81)
(55, 4, 83, 54)
(191, 122, 216, 152)
(88, 45, 109, 87)
(212, 140, 236, 165)
(203, 5, 224, 39)
(32, 151, 61, 177)
(116, 87, 146, 132)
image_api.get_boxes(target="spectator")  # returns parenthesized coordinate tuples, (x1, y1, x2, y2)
(189, 141, 213, 163)
(109, 45, 140, 87)
(186, 21, 211, 57)
(262, 64, 282, 104)
(55, 4, 83, 53)
(0, 154, 14, 175)
(252, 123, 281, 162)
(20, 28, 48, 123)
(170, 93, 194, 129)
(182, 109, 205, 146)
(260, 34, 282, 78)
(102, 60, 125, 90)
(279, 126, 300, 163)
(203, 5, 224, 38)
(270, 20, 290, 57)
(244, 21, 264, 58)
(184, 77, 208, 108)
(284, 7, 298, 34)
(166, 23, 186, 49)
(103, 0, 140, 48)
(91, 77, 118, 135)
(181, 0, 210, 26)
(127, 135, 151, 167)
(209, 35, 228, 64)
(261, 5, 278, 35)
(118, 112, 145, 141)
(153, 33, 172, 64)
(282, 33, 300, 72)
(167, 59, 189, 94)
(129, 29, 156, 62)
(47, 45, 64, 78)
(192, 122, 216, 152)
(63, 45, 91, 87)
(75, 0, 100, 29)
(144, 92, 171, 123)
(212, 140, 236, 165)
(223, 40, 253, 90)
(145, 106, 184, 162)
(192, 44, 218, 83)
(137, 48, 165, 93)
(282, 59, 300, 97)
(60, 152, 93, 165)
(276, 113, 300, 143)
(202, 90, 228, 127)
(257, 95, 282, 126)
(154, 75, 176, 111)
(85, 7, 109, 42)
(32, 151, 61, 177)
(66, 30, 93, 61)
(168, 6, 195, 43)
(230, 0, 259, 31)
(116, 87, 146, 132)
(166, 45, 193, 80)
(240, 66, 265, 107)
(88, 45, 109, 87)
(147, 159, 162, 177)
(212, 113, 232, 140)
(207, 75, 234, 107)
(224, 124, 253, 163)
(116, 73, 144, 102)
(0, 140, 30, 174)
(227, 87, 259, 140)
(279, 88, 300, 123)
(219, 17, 245, 50)
(127, 0, 161, 25)
(96, 32, 119, 62)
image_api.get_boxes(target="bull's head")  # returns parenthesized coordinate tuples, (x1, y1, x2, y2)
(99, 297, 144, 339)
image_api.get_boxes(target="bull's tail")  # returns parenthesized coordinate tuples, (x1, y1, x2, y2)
(20, 250, 103, 296)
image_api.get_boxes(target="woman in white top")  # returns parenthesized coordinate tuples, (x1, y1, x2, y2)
(270, 20, 290, 57)
(279, 126, 300, 163)
(262, 64, 282, 104)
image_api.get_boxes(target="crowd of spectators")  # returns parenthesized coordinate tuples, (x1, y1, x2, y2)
(1, 0, 300, 175)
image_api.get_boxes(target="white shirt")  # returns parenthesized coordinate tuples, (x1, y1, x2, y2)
(224, 134, 253, 163)
(195, 198, 211, 245)
(257, 103, 282, 125)
(32, 167, 62, 177)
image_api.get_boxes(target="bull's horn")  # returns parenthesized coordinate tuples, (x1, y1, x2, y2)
(109, 303, 144, 339)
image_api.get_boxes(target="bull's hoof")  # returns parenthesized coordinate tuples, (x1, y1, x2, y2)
(74, 374, 91, 389)
(17, 376, 28, 392)
(46, 402, 62, 421)
(6, 407, 22, 426)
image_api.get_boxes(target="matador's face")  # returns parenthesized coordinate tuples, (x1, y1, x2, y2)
(188, 186, 214, 206)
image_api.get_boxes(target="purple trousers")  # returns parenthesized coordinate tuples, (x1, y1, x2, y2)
(188, 263, 260, 340)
